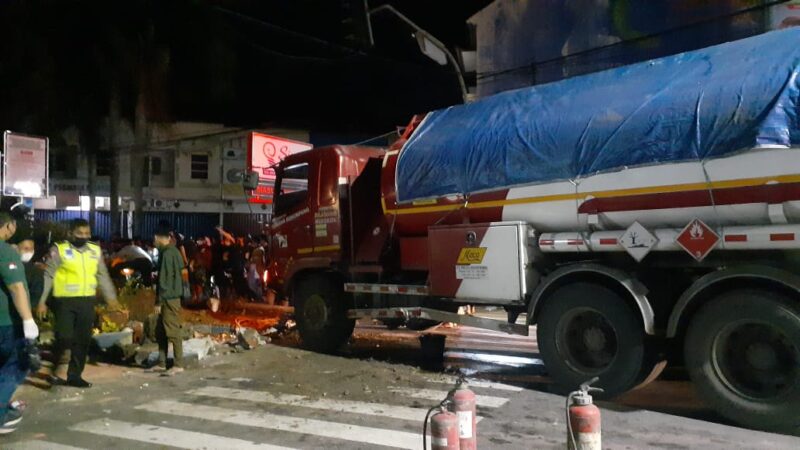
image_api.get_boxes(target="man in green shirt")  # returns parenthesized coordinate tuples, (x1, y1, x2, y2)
(152, 224, 186, 376)
(0, 213, 37, 434)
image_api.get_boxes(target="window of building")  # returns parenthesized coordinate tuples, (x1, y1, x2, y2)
(51, 152, 67, 174)
(151, 156, 162, 176)
(51, 147, 78, 178)
(190, 154, 209, 180)
(96, 153, 112, 177)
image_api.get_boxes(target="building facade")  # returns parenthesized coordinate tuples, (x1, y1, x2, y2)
(35, 121, 310, 238)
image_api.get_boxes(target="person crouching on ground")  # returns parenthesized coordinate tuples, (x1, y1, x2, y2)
(152, 224, 185, 376)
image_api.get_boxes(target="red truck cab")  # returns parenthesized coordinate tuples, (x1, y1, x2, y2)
(268, 145, 386, 301)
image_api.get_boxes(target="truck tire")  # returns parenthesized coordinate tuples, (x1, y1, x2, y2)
(684, 290, 800, 432)
(294, 274, 355, 353)
(537, 283, 650, 398)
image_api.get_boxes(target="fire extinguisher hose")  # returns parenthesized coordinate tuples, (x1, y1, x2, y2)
(566, 377, 603, 450)
(566, 391, 578, 450)
(421, 376, 464, 449)
(422, 403, 439, 450)
(422, 398, 451, 450)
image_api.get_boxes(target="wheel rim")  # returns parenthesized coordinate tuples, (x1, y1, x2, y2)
(712, 320, 799, 401)
(555, 307, 619, 374)
(303, 294, 329, 331)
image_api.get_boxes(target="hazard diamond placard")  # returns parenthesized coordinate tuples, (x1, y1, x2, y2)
(620, 221, 658, 262)
(677, 218, 719, 261)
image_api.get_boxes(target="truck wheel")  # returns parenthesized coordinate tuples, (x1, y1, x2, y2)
(537, 283, 649, 398)
(684, 290, 800, 431)
(294, 274, 355, 353)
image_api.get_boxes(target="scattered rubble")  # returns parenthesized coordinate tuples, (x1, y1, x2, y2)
(183, 337, 215, 360)
(92, 330, 133, 350)
(134, 343, 159, 367)
(99, 309, 130, 330)
(237, 327, 261, 349)
(192, 324, 233, 336)
(39, 298, 297, 371)
(126, 321, 144, 344)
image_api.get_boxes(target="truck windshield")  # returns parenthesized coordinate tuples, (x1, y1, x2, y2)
(274, 163, 309, 216)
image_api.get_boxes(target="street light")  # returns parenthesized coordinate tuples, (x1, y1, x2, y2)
(367, 4, 468, 103)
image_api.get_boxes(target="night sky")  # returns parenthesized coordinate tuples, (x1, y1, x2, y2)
(0, 0, 491, 140)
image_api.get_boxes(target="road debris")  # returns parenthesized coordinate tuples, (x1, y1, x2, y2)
(183, 337, 215, 360)
(92, 330, 133, 350)
(237, 327, 261, 350)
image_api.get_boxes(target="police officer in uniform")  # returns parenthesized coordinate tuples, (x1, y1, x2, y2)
(36, 219, 120, 387)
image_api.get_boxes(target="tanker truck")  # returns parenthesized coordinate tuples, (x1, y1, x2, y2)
(266, 28, 800, 431)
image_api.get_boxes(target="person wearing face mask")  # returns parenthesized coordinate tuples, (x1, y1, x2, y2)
(36, 219, 120, 388)
(15, 238, 43, 308)
(0, 213, 37, 434)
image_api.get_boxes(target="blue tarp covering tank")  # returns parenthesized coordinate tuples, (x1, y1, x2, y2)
(396, 28, 800, 203)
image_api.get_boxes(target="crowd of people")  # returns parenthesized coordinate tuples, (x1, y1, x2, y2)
(0, 215, 271, 435)
(103, 226, 270, 306)
(179, 228, 270, 305)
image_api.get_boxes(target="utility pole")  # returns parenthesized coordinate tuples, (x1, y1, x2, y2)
(219, 141, 225, 228)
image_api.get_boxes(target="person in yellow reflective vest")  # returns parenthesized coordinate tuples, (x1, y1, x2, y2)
(36, 219, 120, 388)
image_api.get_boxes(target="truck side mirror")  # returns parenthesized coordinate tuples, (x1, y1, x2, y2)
(243, 171, 260, 190)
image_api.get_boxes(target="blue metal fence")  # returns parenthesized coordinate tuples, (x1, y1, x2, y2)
(35, 210, 270, 241)
(129, 212, 269, 240)
(224, 213, 270, 238)
(126, 212, 219, 240)
(34, 210, 113, 240)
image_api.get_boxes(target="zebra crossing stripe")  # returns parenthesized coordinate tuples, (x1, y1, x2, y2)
(189, 385, 465, 422)
(137, 399, 422, 449)
(4, 441, 86, 450)
(389, 387, 509, 408)
(427, 377, 524, 392)
(71, 418, 293, 450)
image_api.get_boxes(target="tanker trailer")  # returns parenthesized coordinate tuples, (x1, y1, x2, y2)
(268, 28, 800, 431)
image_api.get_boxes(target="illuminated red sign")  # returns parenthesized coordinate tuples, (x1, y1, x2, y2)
(247, 132, 312, 204)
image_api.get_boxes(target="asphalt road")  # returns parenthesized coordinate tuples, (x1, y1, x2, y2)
(4, 305, 799, 449)
(327, 308, 719, 424)
(6, 336, 800, 449)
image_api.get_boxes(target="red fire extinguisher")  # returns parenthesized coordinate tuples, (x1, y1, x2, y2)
(567, 377, 603, 450)
(453, 382, 477, 450)
(429, 406, 459, 450)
